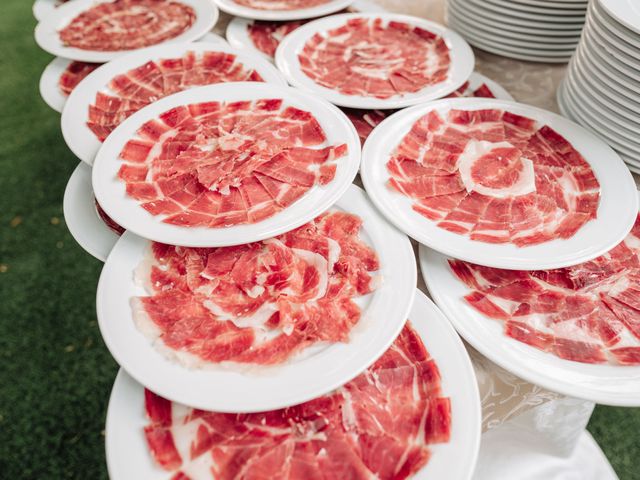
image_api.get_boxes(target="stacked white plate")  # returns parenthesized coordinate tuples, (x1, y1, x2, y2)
(444, 0, 587, 63)
(558, 0, 640, 173)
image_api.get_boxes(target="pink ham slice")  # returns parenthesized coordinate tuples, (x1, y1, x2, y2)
(388, 108, 600, 247)
(58, 0, 195, 51)
(234, 0, 331, 11)
(449, 214, 640, 365)
(298, 18, 451, 99)
(86, 50, 265, 142)
(117, 99, 347, 228)
(58, 61, 100, 96)
(133, 210, 379, 365)
(342, 78, 499, 145)
(143, 321, 451, 479)
(248, 20, 306, 57)
(94, 200, 125, 235)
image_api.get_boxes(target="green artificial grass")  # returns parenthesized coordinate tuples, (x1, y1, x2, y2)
(0, 1, 638, 479)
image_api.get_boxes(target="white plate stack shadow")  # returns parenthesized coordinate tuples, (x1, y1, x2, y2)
(558, 0, 640, 174)
(444, 0, 588, 63)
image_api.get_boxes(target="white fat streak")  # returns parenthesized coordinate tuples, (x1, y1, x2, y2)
(326, 238, 341, 271)
(457, 140, 536, 198)
(290, 248, 328, 300)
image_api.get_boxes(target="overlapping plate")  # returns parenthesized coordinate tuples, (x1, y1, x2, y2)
(445, 0, 587, 63)
(558, 0, 640, 173)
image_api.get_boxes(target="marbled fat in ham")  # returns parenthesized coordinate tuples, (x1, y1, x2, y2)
(58, 61, 100, 96)
(86, 50, 264, 142)
(449, 215, 640, 365)
(299, 18, 451, 99)
(118, 98, 347, 228)
(58, 0, 195, 51)
(143, 321, 451, 479)
(387, 108, 600, 246)
(132, 211, 379, 366)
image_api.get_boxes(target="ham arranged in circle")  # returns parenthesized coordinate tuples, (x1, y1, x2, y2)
(86, 50, 265, 142)
(235, 0, 331, 10)
(58, 61, 99, 96)
(132, 211, 379, 366)
(118, 98, 347, 228)
(143, 322, 451, 478)
(298, 18, 451, 99)
(58, 0, 196, 51)
(449, 214, 640, 365)
(387, 108, 601, 247)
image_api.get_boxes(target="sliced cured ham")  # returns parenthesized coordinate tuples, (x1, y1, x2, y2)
(58, 0, 195, 51)
(249, 20, 306, 56)
(133, 211, 379, 365)
(143, 321, 451, 479)
(86, 50, 265, 141)
(387, 108, 600, 246)
(118, 98, 347, 228)
(299, 18, 451, 99)
(58, 61, 99, 96)
(234, 0, 331, 11)
(95, 199, 125, 235)
(449, 214, 640, 365)
(343, 81, 498, 144)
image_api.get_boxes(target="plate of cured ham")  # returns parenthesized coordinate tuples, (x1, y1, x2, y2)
(225, 0, 384, 61)
(61, 42, 284, 165)
(64, 162, 124, 262)
(92, 82, 361, 247)
(361, 97, 638, 270)
(213, 0, 355, 21)
(34, 0, 219, 63)
(419, 204, 640, 406)
(39, 34, 227, 114)
(275, 13, 474, 109)
(97, 184, 417, 412)
(104, 289, 480, 480)
(344, 71, 513, 145)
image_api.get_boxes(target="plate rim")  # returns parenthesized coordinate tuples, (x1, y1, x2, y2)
(212, 0, 355, 21)
(360, 96, 638, 270)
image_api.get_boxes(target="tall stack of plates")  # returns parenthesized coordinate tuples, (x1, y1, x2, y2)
(558, 0, 640, 173)
(444, 0, 588, 63)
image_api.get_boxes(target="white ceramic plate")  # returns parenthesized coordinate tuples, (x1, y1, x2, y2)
(584, 22, 640, 81)
(562, 78, 640, 155)
(62, 42, 285, 165)
(447, 18, 576, 57)
(213, 0, 354, 21)
(510, 0, 587, 7)
(560, 82, 640, 159)
(599, 0, 640, 35)
(589, 10, 640, 62)
(446, 3, 581, 44)
(447, 14, 579, 50)
(360, 97, 638, 270)
(471, 0, 586, 22)
(592, 0, 640, 49)
(39, 56, 75, 113)
(39, 34, 226, 114)
(105, 289, 481, 480)
(63, 162, 120, 262)
(32, 0, 59, 21)
(449, 0, 585, 30)
(97, 184, 416, 412)
(276, 13, 474, 110)
(487, 0, 587, 14)
(447, 0, 583, 37)
(582, 28, 640, 83)
(576, 42, 640, 97)
(92, 82, 360, 247)
(34, 0, 219, 62)
(420, 243, 640, 406)
(225, 0, 385, 61)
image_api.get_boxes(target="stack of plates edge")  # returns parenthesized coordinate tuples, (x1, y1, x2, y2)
(558, 0, 640, 174)
(445, 0, 587, 63)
